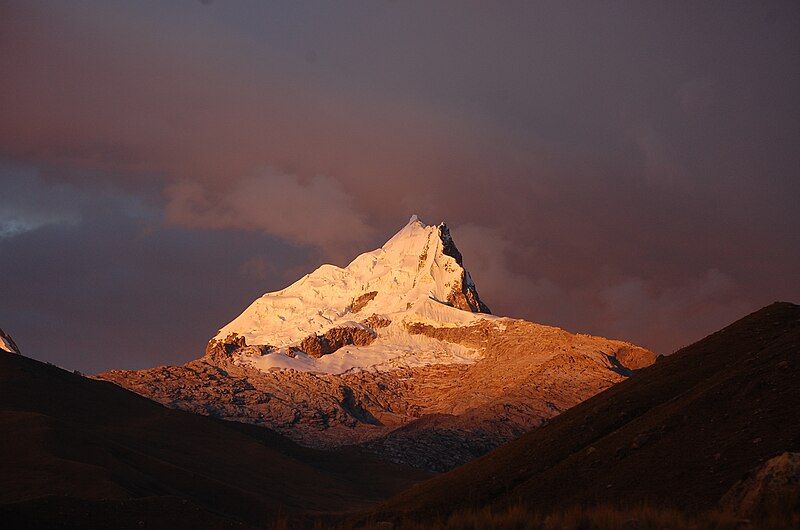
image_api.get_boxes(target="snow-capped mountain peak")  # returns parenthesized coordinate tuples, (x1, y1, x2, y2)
(211, 215, 493, 374)
(0, 328, 20, 354)
(100, 215, 657, 470)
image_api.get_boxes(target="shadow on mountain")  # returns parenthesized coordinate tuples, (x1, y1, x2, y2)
(0, 351, 429, 529)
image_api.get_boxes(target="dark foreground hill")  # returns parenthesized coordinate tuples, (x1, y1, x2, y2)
(372, 302, 800, 522)
(0, 351, 428, 529)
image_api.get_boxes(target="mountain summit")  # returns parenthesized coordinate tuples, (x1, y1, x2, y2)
(0, 328, 20, 354)
(101, 216, 656, 471)
(210, 216, 491, 374)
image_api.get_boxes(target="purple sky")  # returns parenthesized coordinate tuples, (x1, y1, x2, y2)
(1, 1, 798, 373)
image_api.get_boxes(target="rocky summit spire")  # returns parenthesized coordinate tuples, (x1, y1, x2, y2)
(376, 215, 489, 312)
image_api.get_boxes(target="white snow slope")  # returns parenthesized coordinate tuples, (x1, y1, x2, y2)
(216, 215, 497, 374)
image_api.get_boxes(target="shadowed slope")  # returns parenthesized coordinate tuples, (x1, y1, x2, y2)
(374, 302, 800, 519)
(0, 351, 428, 528)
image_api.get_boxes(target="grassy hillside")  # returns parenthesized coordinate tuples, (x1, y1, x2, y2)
(0, 351, 428, 528)
(372, 302, 800, 521)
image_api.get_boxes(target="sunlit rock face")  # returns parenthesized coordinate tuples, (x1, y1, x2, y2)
(100, 215, 656, 471)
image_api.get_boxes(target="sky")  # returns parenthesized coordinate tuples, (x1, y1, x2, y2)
(1, 1, 798, 373)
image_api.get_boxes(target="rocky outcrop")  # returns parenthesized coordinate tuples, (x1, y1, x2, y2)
(446, 270, 491, 313)
(438, 224, 464, 265)
(406, 321, 494, 347)
(351, 291, 378, 313)
(438, 223, 491, 314)
(299, 325, 377, 358)
(0, 328, 20, 354)
(362, 314, 391, 329)
(721, 452, 800, 517)
(205, 333, 270, 362)
(613, 344, 658, 370)
(205, 333, 247, 358)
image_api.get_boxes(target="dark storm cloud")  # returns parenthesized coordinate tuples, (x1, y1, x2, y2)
(0, 166, 313, 372)
(0, 1, 798, 367)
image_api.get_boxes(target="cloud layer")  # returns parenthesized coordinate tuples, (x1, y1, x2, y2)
(1, 1, 798, 370)
(166, 171, 375, 253)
